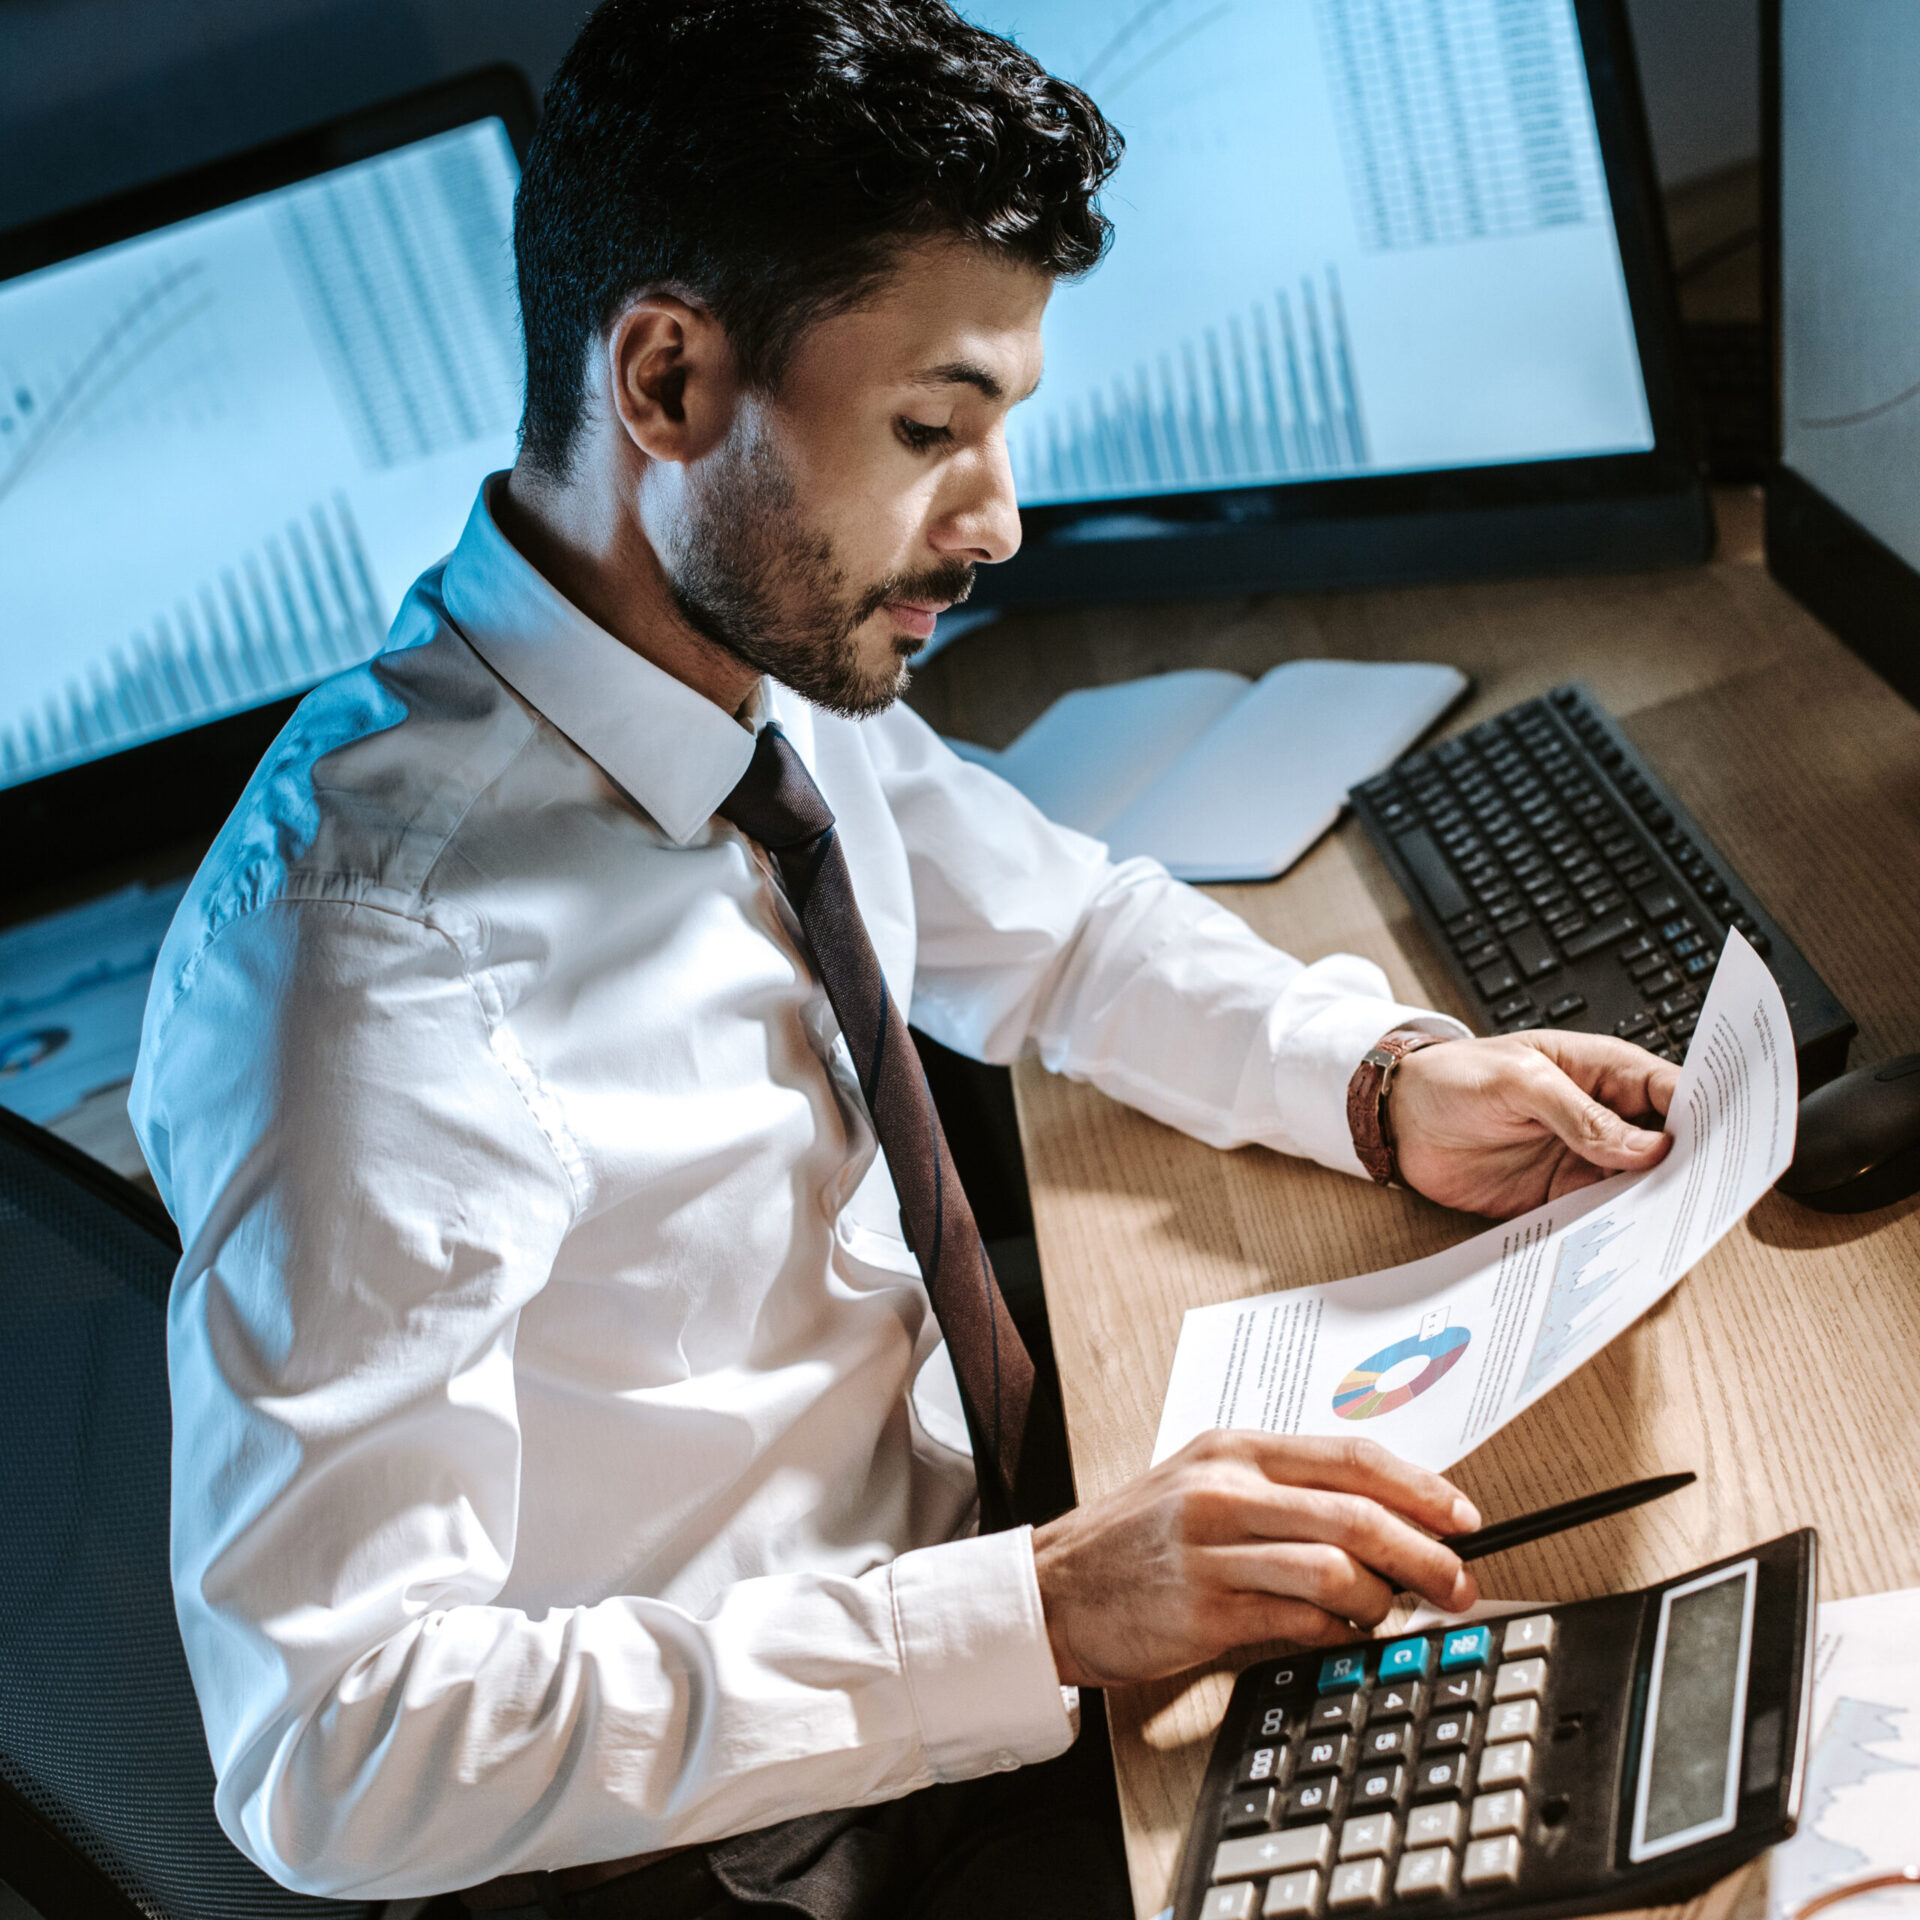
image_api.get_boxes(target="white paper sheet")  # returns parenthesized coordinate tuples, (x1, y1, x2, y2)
(1153, 932, 1797, 1472)
(1768, 1586, 1920, 1915)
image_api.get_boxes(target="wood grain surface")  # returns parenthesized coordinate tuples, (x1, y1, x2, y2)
(908, 488, 1920, 1918)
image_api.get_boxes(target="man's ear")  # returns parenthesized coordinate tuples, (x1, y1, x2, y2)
(605, 295, 742, 464)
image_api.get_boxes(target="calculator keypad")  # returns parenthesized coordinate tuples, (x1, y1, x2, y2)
(1211, 1612, 1559, 1911)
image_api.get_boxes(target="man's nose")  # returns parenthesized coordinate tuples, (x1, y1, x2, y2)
(931, 436, 1022, 566)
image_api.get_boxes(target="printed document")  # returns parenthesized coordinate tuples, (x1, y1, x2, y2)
(1152, 931, 1796, 1471)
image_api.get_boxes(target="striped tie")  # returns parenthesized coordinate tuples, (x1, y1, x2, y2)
(718, 724, 1043, 1531)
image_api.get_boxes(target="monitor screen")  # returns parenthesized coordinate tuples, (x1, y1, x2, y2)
(972, 0, 1656, 510)
(0, 115, 522, 792)
(1777, 0, 1920, 579)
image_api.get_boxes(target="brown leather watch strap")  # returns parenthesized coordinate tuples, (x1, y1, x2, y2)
(1347, 1028, 1452, 1187)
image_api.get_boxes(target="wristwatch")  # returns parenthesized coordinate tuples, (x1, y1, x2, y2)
(1346, 1028, 1452, 1187)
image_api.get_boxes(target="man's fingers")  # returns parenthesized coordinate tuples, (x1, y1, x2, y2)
(1208, 1542, 1400, 1629)
(1516, 1048, 1673, 1171)
(1234, 1433, 1481, 1535)
(1524, 1031, 1681, 1121)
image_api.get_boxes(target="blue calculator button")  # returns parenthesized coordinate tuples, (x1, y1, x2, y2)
(1439, 1625, 1494, 1671)
(1377, 1636, 1433, 1680)
(1318, 1650, 1368, 1692)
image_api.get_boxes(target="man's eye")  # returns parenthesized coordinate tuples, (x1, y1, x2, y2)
(896, 417, 954, 453)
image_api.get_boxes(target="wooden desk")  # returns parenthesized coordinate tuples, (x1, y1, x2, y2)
(908, 488, 1920, 1917)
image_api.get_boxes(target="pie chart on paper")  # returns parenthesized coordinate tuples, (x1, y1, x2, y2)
(1332, 1326, 1472, 1420)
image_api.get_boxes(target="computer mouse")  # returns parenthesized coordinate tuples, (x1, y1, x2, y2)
(1777, 1052, 1920, 1213)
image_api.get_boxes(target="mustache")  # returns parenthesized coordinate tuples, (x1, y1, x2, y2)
(854, 561, 977, 628)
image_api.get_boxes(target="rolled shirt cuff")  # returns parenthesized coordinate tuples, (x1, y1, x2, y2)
(888, 1526, 1076, 1783)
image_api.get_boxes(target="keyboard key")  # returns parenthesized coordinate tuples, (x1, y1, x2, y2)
(1615, 1010, 1655, 1039)
(1337, 1812, 1395, 1860)
(1349, 1765, 1407, 1811)
(1562, 910, 1638, 958)
(1683, 951, 1716, 979)
(1656, 991, 1700, 1021)
(1203, 1886, 1259, 1920)
(1262, 1869, 1323, 1917)
(1411, 1754, 1467, 1799)
(1616, 933, 1655, 962)
(1492, 1657, 1547, 1701)
(1404, 1801, 1465, 1848)
(1671, 933, 1705, 959)
(1495, 909, 1532, 934)
(1439, 1625, 1494, 1669)
(1636, 885, 1682, 919)
(1462, 1834, 1523, 1888)
(1395, 828, 1471, 921)
(1213, 1825, 1334, 1881)
(1470, 1787, 1527, 1836)
(1502, 1615, 1555, 1656)
(1487, 1699, 1541, 1743)
(1368, 1683, 1423, 1723)
(1360, 1723, 1412, 1765)
(1545, 992, 1586, 1021)
(1309, 1695, 1364, 1733)
(1317, 1651, 1366, 1693)
(1236, 1745, 1288, 1789)
(1460, 941, 1502, 971)
(1628, 950, 1668, 980)
(1442, 910, 1482, 937)
(1423, 1710, 1473, 1751)
(1299, 1734, 1353, 1775)
(1492, 994, 1534, 1023)
(1476, 1740, 1534, 1790)
(1393, 1848, 1456, 1899)
(1286, 1778, 1347, 1825)
(1671, 1010, 1699, 1040)
(1254, 1704, 1295, 1742)
(1431, 1671, 1490, 1712)
(1327, 1858, 1388, 1910)
(1506, 922, 1559, 979)
(1224, 1785, 1280, 1833)
(1619, 862, 1658, 890)
(1254, 1660, 1310, 1697)
(1639, 967, 1680, 997)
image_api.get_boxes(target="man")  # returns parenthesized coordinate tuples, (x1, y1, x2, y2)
(132, 2, 1680, 1913)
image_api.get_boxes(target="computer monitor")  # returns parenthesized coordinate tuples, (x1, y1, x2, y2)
(0, 69, 534, 892)
(1765, 0, 1920, 713)
(966, 0, 1706, 608)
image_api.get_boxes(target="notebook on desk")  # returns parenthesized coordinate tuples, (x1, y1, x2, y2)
(948, 659, 1469, 882)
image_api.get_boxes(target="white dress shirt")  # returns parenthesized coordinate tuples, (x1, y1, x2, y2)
(130, 476, 1463, 1899)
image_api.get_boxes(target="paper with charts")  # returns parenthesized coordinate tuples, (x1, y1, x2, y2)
(1767, 1585, 1920, 1917)
(1152, 932, 1796, 1472)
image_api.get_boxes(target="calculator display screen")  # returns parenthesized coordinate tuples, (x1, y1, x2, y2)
(1629, 1559, 1758, 1861)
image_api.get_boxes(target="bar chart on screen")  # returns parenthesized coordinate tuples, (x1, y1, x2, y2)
(0, 494, 386, 787)
(1008, 269, 1370, 502)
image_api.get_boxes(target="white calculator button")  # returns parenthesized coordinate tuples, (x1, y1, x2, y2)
(1462, 1833, 1524, 1888)
(1262, 1869, 1323, 1918)
(1328, 1857, 1389, 1909)
(1393, 1847, 1457, 1899)
(1476, 1739, 1535, 1789)
(1212, 1826, 1334, 1882)
(1493, 1656, 1548, 1700)
(1501, 1613, 1556, 1657)
(1487, 1698, 1541, 1743)
(1204, 1885, 1259, 1920)
(1469, 1787, 1527, 1837)
(1338, 1812, 1394, 1859)
(1404, 1800, 1464, 1848)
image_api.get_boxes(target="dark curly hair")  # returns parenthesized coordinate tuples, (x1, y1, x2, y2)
(513, 0, 1122, 478)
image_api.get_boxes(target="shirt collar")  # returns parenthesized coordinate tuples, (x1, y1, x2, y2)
(440, 474, 762, 846)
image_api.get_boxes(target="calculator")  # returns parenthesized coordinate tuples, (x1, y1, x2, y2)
(1173, 1531, 1815, 1920)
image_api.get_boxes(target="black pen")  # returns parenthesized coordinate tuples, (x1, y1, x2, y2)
(1439, 1470, 1697, 1563)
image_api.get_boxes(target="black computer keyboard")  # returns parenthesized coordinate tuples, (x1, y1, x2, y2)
(1348, 685, 1855, 1089)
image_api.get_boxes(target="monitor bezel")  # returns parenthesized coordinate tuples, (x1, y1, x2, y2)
(0, 65, 536, 898)
(1761, 0, 1920, 714)
(973, 0, 1709, 610)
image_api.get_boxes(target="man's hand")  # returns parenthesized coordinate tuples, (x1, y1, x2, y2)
(1388, 1031, 1679, 1218)
(1030, 1432, 1479, 1690)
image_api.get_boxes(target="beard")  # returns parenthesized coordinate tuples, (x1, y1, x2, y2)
(665, 421, 974, 720)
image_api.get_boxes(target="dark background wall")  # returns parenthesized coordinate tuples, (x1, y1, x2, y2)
(0, 0, 1759, 234)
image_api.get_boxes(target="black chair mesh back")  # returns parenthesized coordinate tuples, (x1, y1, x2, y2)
(0, 1112, 378, 1919)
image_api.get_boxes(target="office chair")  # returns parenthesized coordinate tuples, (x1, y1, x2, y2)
(0, 1105, 386, 1920)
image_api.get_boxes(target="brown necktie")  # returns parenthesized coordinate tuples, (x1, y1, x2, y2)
(718, 724, 1042, 1531)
